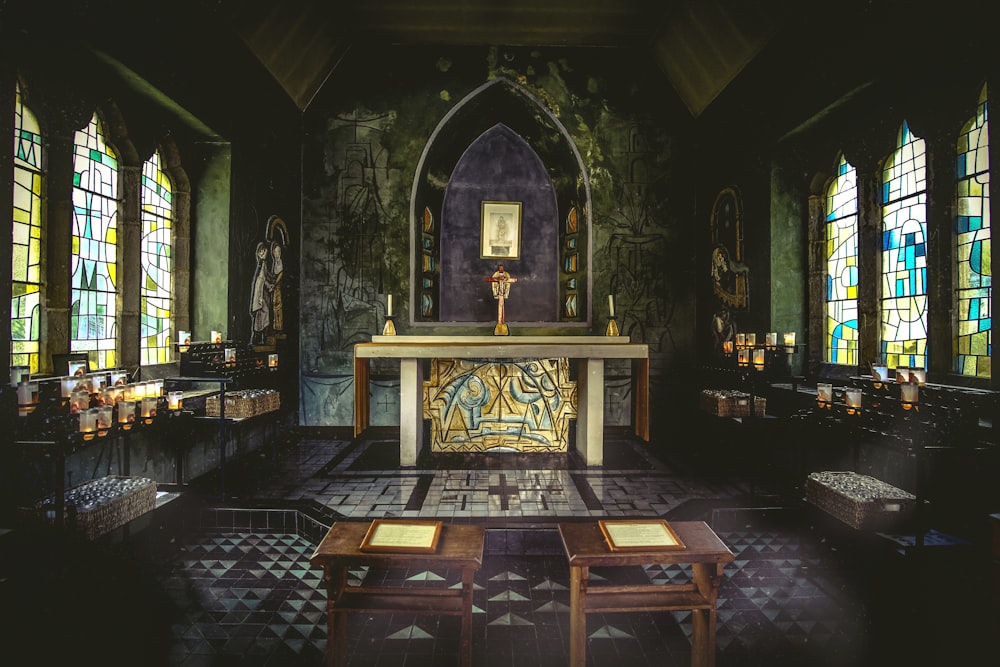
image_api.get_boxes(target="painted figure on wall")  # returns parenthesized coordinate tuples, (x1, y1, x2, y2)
(249, 215, 290, 346)
(710, 243, 749, 310)
(709, 187, 749, 311)
(250, 241, 275, 345)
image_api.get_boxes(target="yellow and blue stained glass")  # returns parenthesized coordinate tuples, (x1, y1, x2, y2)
(141, 150, 174, 364)
(881, 122, 928, 370)
(825, 154, 859, 365)
(11, 82, 44, 372)
(955, 84, 991, 378)
(71, 113, 118, 370)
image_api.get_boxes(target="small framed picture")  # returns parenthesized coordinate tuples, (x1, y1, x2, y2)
(360, 519, 443, 553)
(598, 519, 686, 552)
(480, 201, 522, 259)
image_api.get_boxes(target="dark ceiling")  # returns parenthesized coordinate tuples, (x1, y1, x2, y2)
(218, 0, 790, 115)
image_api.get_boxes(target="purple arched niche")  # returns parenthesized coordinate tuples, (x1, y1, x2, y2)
(439, 124, 558, 322)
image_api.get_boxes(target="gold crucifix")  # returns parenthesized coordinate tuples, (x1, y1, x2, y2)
(484, 264, 518, 335)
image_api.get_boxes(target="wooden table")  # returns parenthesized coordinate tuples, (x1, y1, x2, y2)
(310, 521, 485, 667)
(354, 335, 650, 465)
(558, 521, 735, 667)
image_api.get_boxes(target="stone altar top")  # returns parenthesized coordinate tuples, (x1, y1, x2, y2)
(359, 335, 647, 360)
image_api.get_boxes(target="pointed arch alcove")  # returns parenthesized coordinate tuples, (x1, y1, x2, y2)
(410, 77, 591, 328)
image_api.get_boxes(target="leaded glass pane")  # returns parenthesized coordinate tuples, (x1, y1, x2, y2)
(881, 121, 928, 370)
(140, 150, 174, 365)
(825, 154, 859, 365)
(11, 82, 44, 372)
(955, 84, 991, 378)
(71, 113, 118, 370)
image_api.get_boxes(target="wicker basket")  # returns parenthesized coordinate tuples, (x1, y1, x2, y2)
(34, 475, 158, 540)
(699, 389, 766, 417)
(806, 471, 916, 530)
(205, 389, 280, 418)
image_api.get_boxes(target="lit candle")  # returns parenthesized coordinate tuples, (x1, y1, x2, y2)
(895, 367, 910, 384)
(608, 295, 615, 318)
(765, 332, 777, 349)
(211, 330, 222, 344)
(17, 381, 36, 416)
(746, 332, 756, 347)
(845, 387, 862, 415)
(118, 399, 137, 426)
(817, 383, 833, 407)
(722, 340, 734, 355)
(168, 391, 183, 411)
(737, 348, 750, 367)
(387, 294, 393, 317)
(753, 348, 765, 370)
(736, 333, 746, 348)
(900, 382, 919, 410)
(79, 408, 98, 436)
(910, 368, 927, 386)
(268, 353, 279, 368)
(783, 332, 796, 347)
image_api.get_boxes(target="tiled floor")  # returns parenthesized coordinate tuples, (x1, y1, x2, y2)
(3, 429, 993, 667)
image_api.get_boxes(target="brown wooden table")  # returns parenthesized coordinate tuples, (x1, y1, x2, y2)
(310, 521, 485, 667)
(558, 521, 735, 667)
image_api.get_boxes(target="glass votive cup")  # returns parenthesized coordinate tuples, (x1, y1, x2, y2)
(117, 399, 138, 426)
(70, 389, 90, 414)
(168, 391, 183, 411)
(817, 382, 833, 407)
(10, 365, 30, 387)
(96, 405, 114, 431)
(141, 396, 158, 419)
(79, 407, 98, 437)
(845, 387, 863, 414)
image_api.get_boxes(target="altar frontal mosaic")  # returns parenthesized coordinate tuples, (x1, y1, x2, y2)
(423, 358, 576, 453)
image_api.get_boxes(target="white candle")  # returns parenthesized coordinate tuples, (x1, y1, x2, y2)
(387, 294, 393, 317)
(608, 295, 615, 318)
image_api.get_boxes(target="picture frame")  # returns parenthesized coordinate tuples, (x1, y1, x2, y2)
(480, 201, 522, 259)
(359, 519, 443, 553)
(598, 519, 686, 552)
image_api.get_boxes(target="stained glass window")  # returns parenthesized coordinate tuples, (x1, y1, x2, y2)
(825, 154, 859, 365)
(71, 113, 118, 370)
(140, 150, 173, 364)
(11, 82, 44, 373)
(955, 84, 991, 378)
(881, 121, 928, 370)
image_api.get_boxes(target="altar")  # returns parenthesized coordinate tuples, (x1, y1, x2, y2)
(354, 336, 649, 466)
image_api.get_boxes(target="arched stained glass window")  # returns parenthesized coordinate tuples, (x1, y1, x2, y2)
(140, 150, 173, 364)
(71, 113, 118, 369)
(825, 153, 859, 365)
(881, 121, 928, 370)
(955, 84, 991, 378)
(11, 82, 44, 373)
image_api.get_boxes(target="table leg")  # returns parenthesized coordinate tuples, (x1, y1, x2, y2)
(576, 359, 605, 466)
(354, 356, 370, 438)
(325, 563, 349, 667)
(690, 562, 722, 667)
(460, 566, 474, 667)
(632, 357, 650, 441)
(399, 357, 424, 466)
(568, 564, 587, 667)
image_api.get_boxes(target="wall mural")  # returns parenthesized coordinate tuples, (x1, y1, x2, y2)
(299, 48, 694, 428)
(709, 186, 750, 350)
(249, 215, 289, 347)
(300, 109, 399, 425)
